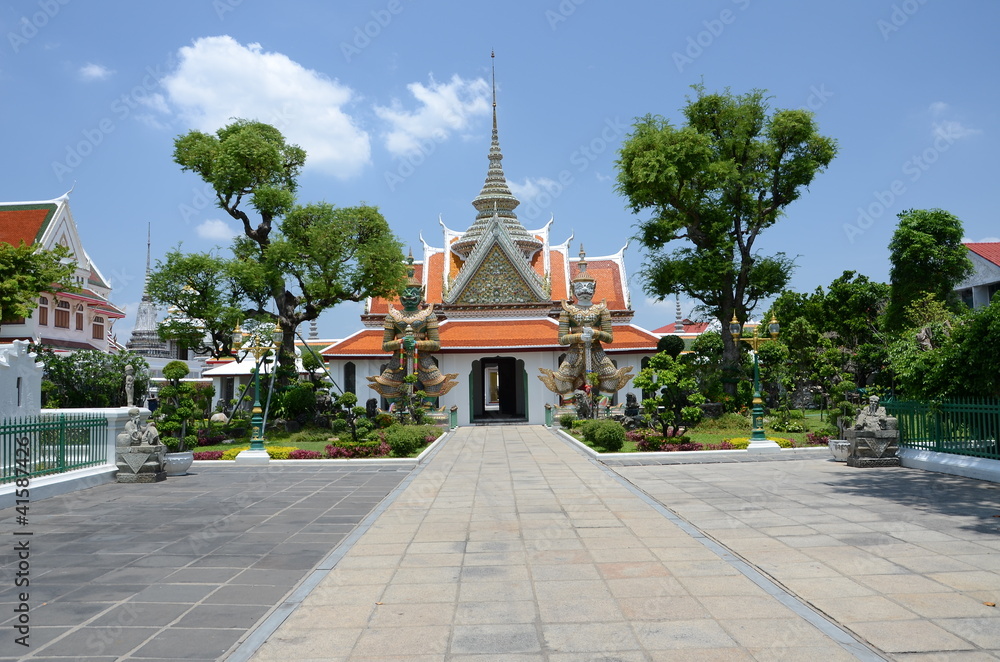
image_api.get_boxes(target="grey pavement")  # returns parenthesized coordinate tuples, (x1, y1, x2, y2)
(0, 462, 414, 661)
(2, 427, 999, 661)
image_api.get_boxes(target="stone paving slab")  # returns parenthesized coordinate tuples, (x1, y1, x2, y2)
(243, 426, 883, 661)
(617, 457, 1000, 660)
(0, 464, 412, 660)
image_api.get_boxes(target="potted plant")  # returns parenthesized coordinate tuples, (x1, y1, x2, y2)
(156, 360, 212, 475)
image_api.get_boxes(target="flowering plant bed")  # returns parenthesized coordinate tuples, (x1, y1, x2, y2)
(192, 424, 445, 460)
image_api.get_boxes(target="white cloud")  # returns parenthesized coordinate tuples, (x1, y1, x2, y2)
(933, 119, 981, 141)
(161, 36, 370, 178)
(79, 63, 113, 81)
(928, 101, 949, 117)
(927, 102, 981, 140)
(196, 219, 239, 241)
(964, 236, 1000, 243)
(508, 176, 561, 204)
(375, 74, 490, 157)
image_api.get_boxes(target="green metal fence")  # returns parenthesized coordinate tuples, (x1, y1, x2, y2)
(885, 398, 1000, 461)
(1, 414, 109, 484)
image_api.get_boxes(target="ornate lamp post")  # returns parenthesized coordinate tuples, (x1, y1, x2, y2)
(730, 315, 780, 452)
(232, 322, 284, 464)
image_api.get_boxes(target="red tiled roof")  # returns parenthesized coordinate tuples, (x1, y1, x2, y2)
(0, 204, 56, 246)
(652, 321, 711, 335)
(966, 242, 1000, 267)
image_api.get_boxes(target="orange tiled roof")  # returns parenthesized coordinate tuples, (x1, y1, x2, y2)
(322, 320, 657, 357)
(550, 250, 568, 301)
(367, 262, 424, 315)
(966, 242, 1000, 268)
(570, 259, 626, 310)
(438, 319, 560, 349)
(322, 329, 386, 356)
(0, 204, 56, 246)
(602, 324, 660, 351)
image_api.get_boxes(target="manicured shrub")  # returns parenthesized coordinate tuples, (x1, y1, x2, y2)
(559, 413, 576, 429)
(330, 418, 349, 434)
(289, 449, 323, 459)
(592, 421, 625, 452)
(579, 420, 626, 452)
(219, 446, 298, 460)
(383, 424, 433, 457)
(324, 440, 391, 459)
(193, 450, 224, 460)
(280, 383, 316, 420)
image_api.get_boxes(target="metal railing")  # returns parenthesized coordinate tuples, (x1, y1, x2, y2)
(885, 398, 1000, 461)
(1, 413, 109, 484)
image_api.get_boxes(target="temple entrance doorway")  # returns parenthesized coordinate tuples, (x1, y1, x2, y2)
(470, 357, 526, 423)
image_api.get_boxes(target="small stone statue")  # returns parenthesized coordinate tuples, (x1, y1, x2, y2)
(125, 365, 135, 407)
(846, 395, 900, 468)
(624, 393, 640, 418)
(116, 407, 166, 483)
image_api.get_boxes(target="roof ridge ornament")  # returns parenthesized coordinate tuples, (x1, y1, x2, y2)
(451, 52, 542, 261)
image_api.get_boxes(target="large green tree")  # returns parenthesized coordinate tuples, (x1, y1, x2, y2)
(0, 242, 78, 327)
(616, 86, 837, 395)
(146, 249, 268, 359)
(885, 208, 973, 331)
(172, 120, 408, 383)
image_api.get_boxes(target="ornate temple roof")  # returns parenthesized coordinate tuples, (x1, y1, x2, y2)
(449, 54, 542, 261)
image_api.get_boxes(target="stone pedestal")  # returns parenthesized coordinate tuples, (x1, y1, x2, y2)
(116, 444, 167, 482)
(846, 426, 900, 467)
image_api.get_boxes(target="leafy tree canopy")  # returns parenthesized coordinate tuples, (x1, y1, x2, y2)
(0, 242, 78, 324)
(170, 120, 407, 386)
(886, 208, 972, 330)
(38, 348, 149, 408)
(616, 85, 837, 393)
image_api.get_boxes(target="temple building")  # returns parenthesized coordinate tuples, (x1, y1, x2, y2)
(321, 81, 661, 424)
(0, 192, 125, 353)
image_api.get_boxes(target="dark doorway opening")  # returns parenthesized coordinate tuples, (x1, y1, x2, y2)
(470, 357, 526, 423)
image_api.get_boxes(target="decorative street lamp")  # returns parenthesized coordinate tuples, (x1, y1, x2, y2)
(232, 321, 284, 464)
(730, 315, 780, 452)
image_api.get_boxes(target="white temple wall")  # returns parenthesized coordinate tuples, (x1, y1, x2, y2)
(0, 341, 44, 419)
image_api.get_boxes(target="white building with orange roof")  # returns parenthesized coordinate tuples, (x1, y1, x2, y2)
(321, 86, 660, 425)
(0, 192, 125, 353)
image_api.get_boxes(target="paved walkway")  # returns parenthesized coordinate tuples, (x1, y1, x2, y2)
(2, 426, 999, 660)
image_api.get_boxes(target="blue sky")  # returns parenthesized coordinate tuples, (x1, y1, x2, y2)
(2, 0, 997, 341)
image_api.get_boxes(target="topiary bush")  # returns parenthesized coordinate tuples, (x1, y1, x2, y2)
(378, 424, 443, 457)
(559, 413, 576, 429)
(592, 420, 625, 452)
(579, 420, 626, 452)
